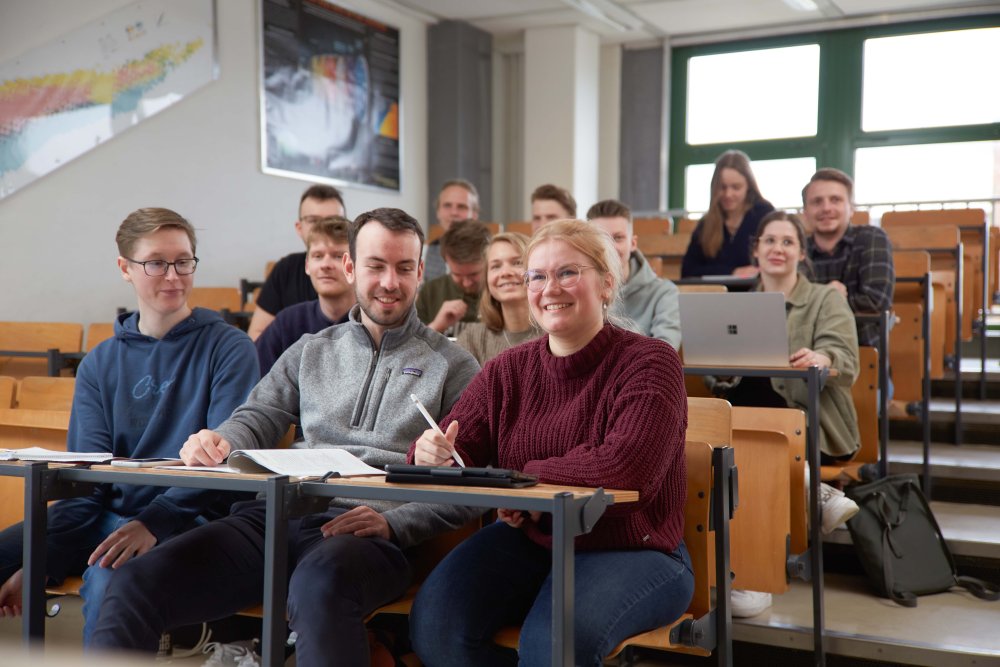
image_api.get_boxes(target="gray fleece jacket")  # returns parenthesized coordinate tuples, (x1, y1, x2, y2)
(612, 250, 681, 350)
(216, 304, 482, 549)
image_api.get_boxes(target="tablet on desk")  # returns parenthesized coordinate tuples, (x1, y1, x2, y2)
(384, 464, 538, 488)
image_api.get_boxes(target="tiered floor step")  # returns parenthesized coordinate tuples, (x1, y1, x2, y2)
(888, 440, 1000, 484)
(732, 574, 1000, 667)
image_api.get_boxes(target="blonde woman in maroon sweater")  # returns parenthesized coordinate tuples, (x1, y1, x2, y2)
(409, 220, 693, 666)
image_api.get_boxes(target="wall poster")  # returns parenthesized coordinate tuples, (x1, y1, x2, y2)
(260, 0, 401, 191)
(0, 0, 217, 199)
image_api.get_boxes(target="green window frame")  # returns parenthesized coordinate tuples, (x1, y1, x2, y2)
(668, 14, 1000, 211)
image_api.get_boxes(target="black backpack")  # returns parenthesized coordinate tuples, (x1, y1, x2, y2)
(845, 474, 1000, 607)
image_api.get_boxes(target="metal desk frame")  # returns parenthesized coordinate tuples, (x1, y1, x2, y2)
(685, 365, 829, 667)
(854, 310, 893, 480)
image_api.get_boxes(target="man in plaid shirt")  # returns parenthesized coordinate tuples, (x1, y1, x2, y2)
(803, 168, 894, 349)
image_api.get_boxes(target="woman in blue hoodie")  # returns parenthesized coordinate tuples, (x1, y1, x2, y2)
(0, 208, 259, 644)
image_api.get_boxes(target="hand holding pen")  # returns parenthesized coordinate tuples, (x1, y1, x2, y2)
(410, 394, 466, 468)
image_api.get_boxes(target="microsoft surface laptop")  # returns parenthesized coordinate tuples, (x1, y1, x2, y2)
(678, 292, 790, 367)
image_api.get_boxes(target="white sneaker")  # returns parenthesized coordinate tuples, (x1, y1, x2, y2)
(730, 589, 772, 618)
(820, 483, 860, 534)
(201, 640, 260, 667)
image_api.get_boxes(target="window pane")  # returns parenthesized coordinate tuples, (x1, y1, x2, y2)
(862, 28, 1000, 132)
(684, 157, 817, 215)
(686, 45, 819, 145)
(854, 141, 999, 205)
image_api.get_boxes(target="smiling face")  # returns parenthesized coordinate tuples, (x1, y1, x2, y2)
(590, 216, 636, 281)
(118, 227, 195, 322)
(716, 167, 749, 215)
(486, 240, 526, 305)
(436, 184, 478, 231)
(803, 178, 852, 241)
(526, 239, 610, 349)
(753, 219, 804, 281)
(344, 221, 423, 339)
(305, 238, 351, 299)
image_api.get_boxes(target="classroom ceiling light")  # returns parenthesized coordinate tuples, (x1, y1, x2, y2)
(559, 0, 647, 32)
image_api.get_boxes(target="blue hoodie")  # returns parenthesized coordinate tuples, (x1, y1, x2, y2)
(67, 308, 260, 542)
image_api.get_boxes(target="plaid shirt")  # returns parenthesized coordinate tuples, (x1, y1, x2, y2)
(806, 225, 894, 347)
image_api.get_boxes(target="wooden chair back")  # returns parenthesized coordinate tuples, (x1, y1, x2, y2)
(0, 408, 72, 530)
(851, 210, 870, 226)
(891, 250, 946, 390)
(427, 224, 445, 243)
(86, 323, 116, 351)
(0, 322, 84, 378)
(646, 256, 665, 278)
(187, 287, 242, 313)
(850, 346, 878, 465)
(686, 397, 731, 446)
(504, 222, 533, 236)
(678, 284, 726, 293)
(15, 377, 75, 411)
(637, 233, 691, 280)
(676, 218, 698, 234)
(732, 406, 807, 555)
(883, 210, 985, 341)
(0, 377, 14, 408)
(265, 261, 276, 278)
(633, 218, 672, 236)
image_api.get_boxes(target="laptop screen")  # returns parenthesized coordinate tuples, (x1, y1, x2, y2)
(678, 292, 790, 367)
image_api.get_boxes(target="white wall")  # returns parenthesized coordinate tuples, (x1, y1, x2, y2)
(0, 0, 429, 326)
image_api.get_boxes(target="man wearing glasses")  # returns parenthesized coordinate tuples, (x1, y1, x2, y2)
(247, 184, 347, 340)
(0, 208, 259, 645)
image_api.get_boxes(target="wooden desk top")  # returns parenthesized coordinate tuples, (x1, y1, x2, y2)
(320, 475, 640, 504)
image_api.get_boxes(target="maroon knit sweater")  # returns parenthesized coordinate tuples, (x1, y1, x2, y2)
(417, 324, 688, 554)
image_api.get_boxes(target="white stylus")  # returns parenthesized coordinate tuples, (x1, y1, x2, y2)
(410, 393, 466, 468)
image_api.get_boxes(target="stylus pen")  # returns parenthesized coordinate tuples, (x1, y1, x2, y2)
(409, 393, 466, 468)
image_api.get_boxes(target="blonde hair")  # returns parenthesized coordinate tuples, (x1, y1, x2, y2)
(479, 232, 530, 332)
(525, 220, 624, 324)
(698, 150, 764, 258)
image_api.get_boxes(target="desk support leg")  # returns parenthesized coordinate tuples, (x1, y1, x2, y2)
(22, 462, 48, 645)
(922, 278, 933, 498)
(552, 492, 576, 667)
(262, 476, 291, 667)
(807, 368, 826, 667)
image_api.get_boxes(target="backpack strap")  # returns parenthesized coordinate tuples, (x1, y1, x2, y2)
(874, 487, 919, 607)
(956, 576, 1000, 601)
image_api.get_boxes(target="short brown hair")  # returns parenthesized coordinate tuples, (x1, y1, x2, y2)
(802, 168, 854, 205)
(479, 232, 530, 332)
(439, 219, 492, 264)
(436, 179, 480, 213)
(299, 184, 346, 216)
(586, 199, 632, 223)
(116, 208, 196, 258)
(349, 208, 424, 260)
(306, 216, 351, 250)
(531, 184, 577, 217)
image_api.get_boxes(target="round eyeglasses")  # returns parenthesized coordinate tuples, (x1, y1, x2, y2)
(124, 257, 200, 276)
(523, 264, 595, 292)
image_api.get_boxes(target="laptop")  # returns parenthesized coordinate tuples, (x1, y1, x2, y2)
(678, 292, 790, 367)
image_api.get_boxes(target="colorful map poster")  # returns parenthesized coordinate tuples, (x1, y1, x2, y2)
(0, 0, 217, 200)
(260, 0, 401, 192)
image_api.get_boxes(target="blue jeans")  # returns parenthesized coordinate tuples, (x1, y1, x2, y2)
(90, 499, 411, 667)
(410, 521, 694, 667)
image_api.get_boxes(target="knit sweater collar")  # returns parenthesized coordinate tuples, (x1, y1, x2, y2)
(539, 323, 617, 380)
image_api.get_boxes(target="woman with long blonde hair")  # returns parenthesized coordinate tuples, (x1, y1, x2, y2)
(681, 149, 773, 278)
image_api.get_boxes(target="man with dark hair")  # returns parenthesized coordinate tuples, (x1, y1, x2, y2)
(91, 208, 481, 666)
(247, 184, 347, 341)
(425, 179, 481, 282)
(416, 220, 493, 334)
(802, 168, 894, 348)
(530, 183, 576, 233)
(587, 199, 681, 350)
(255, 216, 356, 374)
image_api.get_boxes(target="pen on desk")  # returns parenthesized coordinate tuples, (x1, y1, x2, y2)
(409, 393, 466, 468)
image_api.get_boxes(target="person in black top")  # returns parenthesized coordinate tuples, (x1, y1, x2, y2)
(681, 150, 774, 278)
(247, 184, 346, 340)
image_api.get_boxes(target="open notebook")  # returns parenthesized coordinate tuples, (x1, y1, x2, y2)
(678, 291, 790, 367)
(176, 448, 386, 478)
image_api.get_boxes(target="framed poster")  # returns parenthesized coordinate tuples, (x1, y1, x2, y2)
(260, 0, 401, 192)
(0, 0, 217, 199)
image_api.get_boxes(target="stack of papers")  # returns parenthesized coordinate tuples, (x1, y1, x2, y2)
(0, 447, 113, 463)
(174, 448, 386, 478)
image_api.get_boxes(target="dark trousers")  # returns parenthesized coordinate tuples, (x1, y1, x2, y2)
(90, 499, 411, 667)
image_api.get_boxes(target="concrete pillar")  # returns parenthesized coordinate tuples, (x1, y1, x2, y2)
(523, 25, 601, 218)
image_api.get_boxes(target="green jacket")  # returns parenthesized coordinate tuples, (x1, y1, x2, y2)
(415, 274, 481, 329)
(770, 276, 860, 458)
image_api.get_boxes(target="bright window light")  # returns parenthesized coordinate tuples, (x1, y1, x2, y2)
(684, 156, 817, 215)
(854, 141, 999, 204)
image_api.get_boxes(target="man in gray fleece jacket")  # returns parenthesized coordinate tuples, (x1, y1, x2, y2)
(588, 199, 681, 350)
(91, 208, 481, 666)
